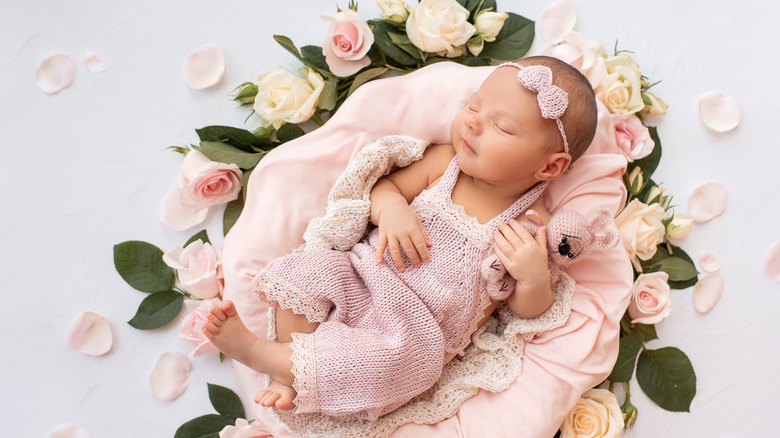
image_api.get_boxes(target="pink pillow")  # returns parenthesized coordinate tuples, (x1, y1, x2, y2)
(221, 62, 633, 437)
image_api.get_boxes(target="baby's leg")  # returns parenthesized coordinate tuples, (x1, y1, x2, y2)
(202, 301, 297, 409)
(275, 305, 320, 342)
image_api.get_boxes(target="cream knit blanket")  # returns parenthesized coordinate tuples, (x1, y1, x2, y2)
(268, 135, 575, 437)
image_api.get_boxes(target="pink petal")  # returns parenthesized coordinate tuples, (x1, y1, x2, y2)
(50, 424, 90, 438)
(67, 311, 112, 356)
(183, 44, 225, 89)
(159, 183, 208, 231)
(538, 0, 577, 44)
(688, 182, 727, 223)
(150, 351, 191, 401)
(693, 273, 723, 314)
(763, 240, 780, 281)
(698, 90, 741, 133)
(698, 250, 721, 273)
(84, 51, 106, 73)
(36, 54, 75, 95)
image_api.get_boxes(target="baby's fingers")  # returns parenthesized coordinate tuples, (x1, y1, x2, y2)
(387, 238, 407, 272)
(376, 233, 388, 263)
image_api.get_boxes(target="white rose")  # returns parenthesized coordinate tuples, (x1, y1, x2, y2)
(406, 0, 476, 57)
(474, 10, 507, 42)
(162, 239, 224, 299)
(615, 199, 668, 271)
(627, 271, 672, 324)
(377, 0, 409, 22)
(641, 92, 669, 116)
(253, 66, 325, 129)
(560, 388, 625, 438)
(595, 54, 644, 115)
(544, 31, 607, 88)
(666, 213, 694, 240)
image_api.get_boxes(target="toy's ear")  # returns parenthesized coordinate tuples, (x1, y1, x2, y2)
(588, 210, 620, 249)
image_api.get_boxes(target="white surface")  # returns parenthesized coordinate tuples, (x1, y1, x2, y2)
(2, 1, 779, 436)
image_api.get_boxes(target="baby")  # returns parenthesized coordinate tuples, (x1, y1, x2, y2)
(203, 56, 599, 421)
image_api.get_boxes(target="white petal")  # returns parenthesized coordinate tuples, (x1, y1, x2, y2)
(159, 183, 208, 231)
(538, 0, 577, 44)
(763, 240, 780, 281)
(698, 90, 741, 133)
(698, 250, 721, 273)
(67, 311, 112, 356)
(693, 273, 723, 314)
(50, 424, 90, 438)
(84, 51, 106, 73)
(183, 44, 225, 89)
(150, 351, 191, 401)
(687, 182, 727, 223)
(36, 54, 75, 95)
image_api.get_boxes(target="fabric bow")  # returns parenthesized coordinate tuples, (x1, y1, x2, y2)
(515, 65, 569, 120)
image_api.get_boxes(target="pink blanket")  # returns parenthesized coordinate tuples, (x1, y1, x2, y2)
(221, 62, 633, 437)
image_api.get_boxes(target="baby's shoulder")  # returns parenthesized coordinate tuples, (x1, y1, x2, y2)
(419, 144, 455, 186)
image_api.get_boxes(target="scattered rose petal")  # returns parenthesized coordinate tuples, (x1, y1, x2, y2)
(698, 250, 721, 273)
(36, 54, 75, 95)
(84, 51, 106, 73)
(693, 273, 723, 314)
(51, 424, 90, 438)
(67, 311, 112, 356)
(150, 351, 191, 401)
(687, 182, 727, 223)
(698, 90, 741, 133)
(763, 240, 780, 281)
(183, 44, 225, 89)
(538, 0, 577, 44)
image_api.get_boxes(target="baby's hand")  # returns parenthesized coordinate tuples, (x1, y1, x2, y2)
(376, 203, 432, 272)
(493, 219, 549, 285)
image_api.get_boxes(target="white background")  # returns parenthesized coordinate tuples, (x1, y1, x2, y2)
(2, 0, 779, 437)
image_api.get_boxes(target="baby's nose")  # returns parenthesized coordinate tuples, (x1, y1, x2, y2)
(466, 114, 482, 134)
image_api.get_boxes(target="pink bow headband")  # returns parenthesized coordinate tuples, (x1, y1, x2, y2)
(499, 62, 569, 154)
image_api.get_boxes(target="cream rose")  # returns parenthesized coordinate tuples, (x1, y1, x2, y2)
(219, 418, 272, 438)
(467, 9, 508, 55)
(642, 92, 669, 116)
(544, 31, 607, 88)
(627, 271, 672, 324)
(322, 9, 374, 77)
(560, 388, 625, 438)
(178, 299, 221, 356)
(377, 0, 409, 23)
(406, 0, 476, 57)
(595, 54, 644, 115)
(163, 239, 224, 299)
(666, 213, 694, 240)
(612, 114, 655, 162)
(160, 150, 243, 231)
(615, 199, 668, 271)
(253, 66, 325, 129)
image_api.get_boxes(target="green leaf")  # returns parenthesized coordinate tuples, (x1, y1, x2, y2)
(369, 20, 419, 66)
(634, 322, 658, 341)
(174, 414, 236, 438)
(113, 241, 175, 293)
(207, 384, 246, 420)
(636, 347, 696, 412)
(274, 35, 304, 63)
(194, 141, 264, 170)
(127, 290, 183, 330)
(276, 123, 306, 144)
(608, 331, 643, 382)
(457, 0, 496, 14)
(223, 196, 244, 237)
(628, 126, 662, 180)
(318, 76, 338, 111)
(195, 126, 271, 151)
(641, 244, 699, 283)
(478, 13, 534, 60)
(185, 230, 210, 247)
(461, 56, 490, 67)
(301, 45, 330, 73)
(347, 67, 389, 97)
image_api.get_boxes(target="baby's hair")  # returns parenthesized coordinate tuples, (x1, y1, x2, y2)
(514, 56, 598, 163)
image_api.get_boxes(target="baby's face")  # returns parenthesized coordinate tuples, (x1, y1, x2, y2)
(450, 67, 560, 190)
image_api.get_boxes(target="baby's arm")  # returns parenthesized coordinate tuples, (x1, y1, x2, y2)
(493, 205, 555, 319)
(370, 144, 453, 271)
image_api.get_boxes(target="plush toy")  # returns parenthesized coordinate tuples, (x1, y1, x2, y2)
(482, 209, 620, 300)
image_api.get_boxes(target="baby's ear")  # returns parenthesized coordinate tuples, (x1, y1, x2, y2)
(535, 152, 572, 180)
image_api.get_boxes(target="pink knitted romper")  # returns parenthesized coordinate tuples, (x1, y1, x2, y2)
(254, 156, 546, 420)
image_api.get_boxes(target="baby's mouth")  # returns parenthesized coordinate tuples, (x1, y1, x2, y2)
(462, 137, 477, 155)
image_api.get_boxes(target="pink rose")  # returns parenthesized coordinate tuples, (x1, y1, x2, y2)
(160, 150, 243, 231)
(178, 299, 221, 356)
(219, 418, 273, 438)
(163, 239, 224, 299)
(321, 9, 374, 77)
(627, 271, 672, 324)
(612, 114, 655, 162)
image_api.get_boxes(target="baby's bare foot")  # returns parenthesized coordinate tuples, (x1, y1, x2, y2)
(202, 301, 266, 368)
(255, 380, 297, 410)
